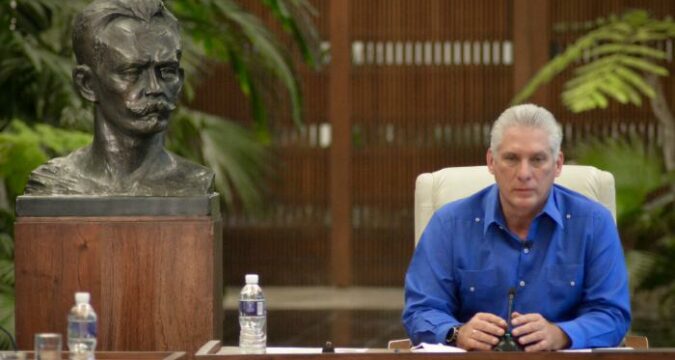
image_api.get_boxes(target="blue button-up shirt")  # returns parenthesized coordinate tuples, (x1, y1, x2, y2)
(402, 184, 631, 349)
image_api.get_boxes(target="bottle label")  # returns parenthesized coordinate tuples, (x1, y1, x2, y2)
(240, 300, 265, 316)
(68, 320, 97, 338)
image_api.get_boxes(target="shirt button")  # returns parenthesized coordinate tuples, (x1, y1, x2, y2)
(499, 225, 505, 230)
(475, 217, 481, 223)
(570, 281, 575, 286)
(519, 280, 526, 287)
(523, 248, 530, 254)
(566, 213, 572, 219)
(469, 286, 475, 292)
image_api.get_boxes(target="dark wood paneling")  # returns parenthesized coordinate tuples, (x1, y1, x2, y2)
(513, 0, 550, 106)
(349, 0, 513, 285)
(223, 225, 330, 285)
(329, 0, 353, 286)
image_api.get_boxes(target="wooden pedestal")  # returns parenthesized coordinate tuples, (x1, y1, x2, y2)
(14, 210, 222, 355)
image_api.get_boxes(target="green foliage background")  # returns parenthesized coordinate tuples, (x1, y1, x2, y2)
(574, 139, 674, 301)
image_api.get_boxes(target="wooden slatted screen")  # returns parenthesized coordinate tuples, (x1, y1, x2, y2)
(350, 0, 513, 285)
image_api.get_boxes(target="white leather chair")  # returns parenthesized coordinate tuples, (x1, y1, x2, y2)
(414, 165, 616, 245)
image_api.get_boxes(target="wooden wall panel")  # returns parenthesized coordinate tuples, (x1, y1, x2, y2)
(350, 0, 513, 285)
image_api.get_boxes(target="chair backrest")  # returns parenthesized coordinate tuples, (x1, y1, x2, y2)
(387, 338, 412, 351)
(623, 335, 649, 349)
(414, 165, 616, 245)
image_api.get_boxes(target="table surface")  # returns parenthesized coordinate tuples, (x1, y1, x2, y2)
(1, 351, 186, 360)
(194, 342, 675, 360)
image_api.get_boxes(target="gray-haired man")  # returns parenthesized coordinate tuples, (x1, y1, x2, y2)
(403, 104, 630, 351)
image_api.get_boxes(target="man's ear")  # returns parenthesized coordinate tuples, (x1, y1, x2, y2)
(73, 65, 97, 103)
(554, 150, 564, 177)
(176, 67, 185, 95)
(486, 149, 495, 174)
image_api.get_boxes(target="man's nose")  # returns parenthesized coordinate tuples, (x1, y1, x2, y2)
(516, 160, 532, 180)
(144, 69, 163, 96)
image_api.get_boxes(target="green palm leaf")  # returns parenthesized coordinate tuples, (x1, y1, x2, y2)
(0, 291, 14, 349)
(262, 0, 325, 69)
(0, 205, 14, 349)
(171, 0, 324, 138)
(614, 66, 656, 97)
(625, 250, 657, 295)
(0, 121, 91, 198)
(590, 43, 667, 59)
(574, 137, 665, 221)
(168, 109, 271, 213)
(511, 9, 675, 110)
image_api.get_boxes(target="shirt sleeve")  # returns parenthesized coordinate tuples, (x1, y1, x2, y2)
(556, 209, 631, 349)
(402, 212, 461, 345)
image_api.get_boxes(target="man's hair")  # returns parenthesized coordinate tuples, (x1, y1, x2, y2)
(72, 0, 180, 66)
(490, 104, 563, 157)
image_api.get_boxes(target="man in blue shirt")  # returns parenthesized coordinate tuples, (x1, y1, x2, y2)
(402, 104, 630, 351)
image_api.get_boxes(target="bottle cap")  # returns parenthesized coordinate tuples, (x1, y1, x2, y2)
(322, 341, 335, 353)
(245, 274, 259, 285)
(75, 292, 90, 304)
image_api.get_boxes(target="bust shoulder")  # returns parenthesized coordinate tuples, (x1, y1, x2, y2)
(24, 147, 97, 195)
(152, 151, 215, 196)
(24, 148, 215, 196)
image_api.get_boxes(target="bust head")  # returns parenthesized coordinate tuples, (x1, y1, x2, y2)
(23, 0, 214, 196)
(72, 0, 184, 136)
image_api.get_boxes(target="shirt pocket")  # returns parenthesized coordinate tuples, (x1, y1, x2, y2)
(545, 264, 583, 314)
(457, 268, 498, 314)
(547, 263, 581, 286)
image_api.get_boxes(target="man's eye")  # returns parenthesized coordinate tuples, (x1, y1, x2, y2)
(160, 67, 178, 79)
(531, 156, 547, 166)
(502, 155, 518, 164)
(120, 69, 140, 81)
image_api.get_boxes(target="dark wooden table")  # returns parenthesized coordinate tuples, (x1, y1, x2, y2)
(194, 341, 675, 360)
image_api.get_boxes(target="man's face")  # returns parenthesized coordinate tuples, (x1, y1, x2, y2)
(90, 17, 183, 136)
(486, 125, 563, 218)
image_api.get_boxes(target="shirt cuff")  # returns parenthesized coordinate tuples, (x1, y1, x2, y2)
(556, 320, 583, 349)
(435, 323, 456, 345)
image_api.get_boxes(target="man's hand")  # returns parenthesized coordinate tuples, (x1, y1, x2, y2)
(511, 312, 571, 351)
(455, 312, 507, 351)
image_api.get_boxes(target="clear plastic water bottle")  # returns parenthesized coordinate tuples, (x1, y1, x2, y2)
(239, 274, 266, 354)
(67, 292, 97, 360)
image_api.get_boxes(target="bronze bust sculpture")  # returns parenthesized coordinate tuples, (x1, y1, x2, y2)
(24, 0, 214, 196)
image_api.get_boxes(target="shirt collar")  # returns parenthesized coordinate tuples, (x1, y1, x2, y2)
(483, 184, 564, 235)
(540, 186, 564, 228)
(484, 185, 503, 234)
